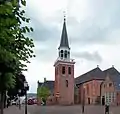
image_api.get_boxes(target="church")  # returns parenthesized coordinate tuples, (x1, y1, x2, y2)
(37, 17, 120, 106)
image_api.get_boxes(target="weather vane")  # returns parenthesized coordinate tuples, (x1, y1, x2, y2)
(63, 11, 66, 21)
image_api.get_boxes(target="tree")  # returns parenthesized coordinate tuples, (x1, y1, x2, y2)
(37, 86, 50, 102)
(7, 73, 26, 99)
(0, 0, 35, 113)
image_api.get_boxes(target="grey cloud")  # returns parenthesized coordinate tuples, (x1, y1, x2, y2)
(28, 17, 59, 42)
(73, 51, 102, 62)
(25, 0, 120, 46)
(68, 0, 120, 45)
(24, 0, 120, 63)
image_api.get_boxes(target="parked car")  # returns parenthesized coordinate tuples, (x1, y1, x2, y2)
(28, 99, 34, 105)
(11, 97, 18, 105)
(32, 98, 37, 104)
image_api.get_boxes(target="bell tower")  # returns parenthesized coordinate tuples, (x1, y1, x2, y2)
(54, 15, 75, 105)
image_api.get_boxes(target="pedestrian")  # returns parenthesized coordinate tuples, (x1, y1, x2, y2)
(105, 104, 109, 114)
(7, 98, 10, 108)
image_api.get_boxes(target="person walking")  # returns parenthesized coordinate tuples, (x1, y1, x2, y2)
(7, 98, 10, 108)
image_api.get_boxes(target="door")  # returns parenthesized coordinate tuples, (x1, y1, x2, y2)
(88, 98, 90, 104)
(102, 96, 105, 105)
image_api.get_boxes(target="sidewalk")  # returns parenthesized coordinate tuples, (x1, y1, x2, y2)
(4, 106, 25, 114)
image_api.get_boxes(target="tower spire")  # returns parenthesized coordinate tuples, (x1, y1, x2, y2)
(58, 11, 70, 49)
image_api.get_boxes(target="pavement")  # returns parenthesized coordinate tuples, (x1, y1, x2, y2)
(4, 105, 30, 114)
(3, 105, 120, 114)
(27, 105, 120, 114)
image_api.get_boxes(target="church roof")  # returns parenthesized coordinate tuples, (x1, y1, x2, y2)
(75, 67, 105, 85)
(38, 80, 54, 94)
(103, 67, 120, 76)
(75, 66, 120, 91)
(58, 19, 70, 49)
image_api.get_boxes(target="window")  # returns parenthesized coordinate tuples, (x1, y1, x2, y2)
(109, 83, 112, 87)
(64, 50, 67, 58)
(68, 67, 71, 74)
(61, 50, 63, 53)
(61, 54, 63, 58)
(66, 80, 68, 87)
(61, 50, 63, 58)
(62, 66, 65, 74)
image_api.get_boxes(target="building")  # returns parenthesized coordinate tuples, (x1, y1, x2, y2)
(37, 16, 120, 106)
(37, 78, 55, 105)
(54, 17, 75, 105)
(75, 66, 105, 104)
(75, 66, 120, 106)
(101, 67, 120, 106)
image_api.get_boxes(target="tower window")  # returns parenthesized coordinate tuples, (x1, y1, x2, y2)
(68, 67, 71, 74)
(61, 54, 63, 58)
(109, 83, 112, 87)
(60, 50, 63, 58)
(64, 50, 67, 58)
(62, 66, 65, 74)
(66, 80, 68, 87)
(61, 50, 63, 53)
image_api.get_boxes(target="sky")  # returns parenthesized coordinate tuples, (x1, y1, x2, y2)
(23, 0, 120, 93)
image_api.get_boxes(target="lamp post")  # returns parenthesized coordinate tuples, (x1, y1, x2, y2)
(18, 89, 21, 110)
(82, 86, 86, 114)
(24, 81, 29, 114)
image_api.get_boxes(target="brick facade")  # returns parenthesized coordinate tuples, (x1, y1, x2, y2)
(77, 80, 103, 105)
(54, 61, 75, 105)
(101, 76, 120, 106)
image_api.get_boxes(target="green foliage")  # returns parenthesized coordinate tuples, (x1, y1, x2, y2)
(37, 86, 50, 100)
(0, 0, 35, 92)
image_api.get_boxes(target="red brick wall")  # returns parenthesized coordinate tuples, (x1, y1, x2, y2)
(54, 61, 75, 105)
(78, 80, 103, 104)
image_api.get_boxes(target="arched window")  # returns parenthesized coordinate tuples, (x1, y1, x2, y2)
(62, 66, 65, 74)
(68, 67, 71, 74)
(61, 50, 63, 53)
(64, 50, 67, 58)
(66, 80, 68, 87)
(61, 50, 63, 58)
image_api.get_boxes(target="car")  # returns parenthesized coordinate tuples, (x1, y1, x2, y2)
(11, 100, 17, 105)
(28, 99, 34, 105)
(32, 98, 37, 104)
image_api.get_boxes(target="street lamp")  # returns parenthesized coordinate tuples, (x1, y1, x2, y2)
(82, 86, 86, 114)
(24, 81, 29, 114)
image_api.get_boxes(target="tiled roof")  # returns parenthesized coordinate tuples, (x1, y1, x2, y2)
(103, 67, 120, 91)
(103, 67, 120, 76)
(75, 67, 105, 85)
(38, 81, 54, 94)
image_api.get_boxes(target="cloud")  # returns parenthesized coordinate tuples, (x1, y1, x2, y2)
(73, 51, 102, 62)
(22, 0, 120, 93)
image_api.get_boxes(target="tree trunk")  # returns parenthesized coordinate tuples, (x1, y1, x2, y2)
(0, 91, 4, 114)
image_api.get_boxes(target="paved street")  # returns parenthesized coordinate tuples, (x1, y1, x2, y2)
(27, 105, 120, 114)
(4, 105, 120, 114)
